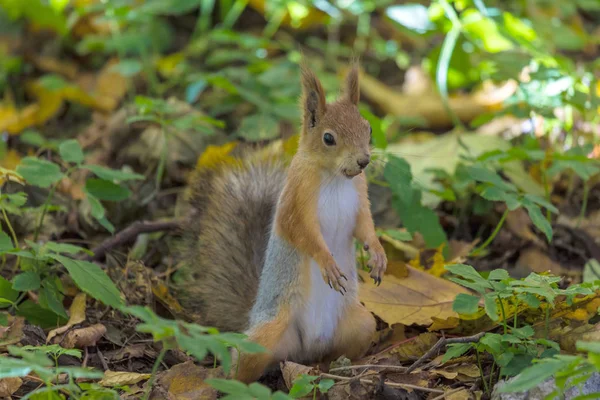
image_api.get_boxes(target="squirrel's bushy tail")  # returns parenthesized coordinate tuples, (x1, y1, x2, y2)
(176, 158, 286, 332)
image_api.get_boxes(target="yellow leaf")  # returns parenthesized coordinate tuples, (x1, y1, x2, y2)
(247, 0, 329, 30)
(99, 371, 151, 387)
(358, 266, 469, 326)
(157, 52, 186, 78)
(47, 293, 87, 344)
(391, 332, 438, 361)
(152, 282, 184, 314)
(196, 142, 239, 170)
(0, 166, 25, 186)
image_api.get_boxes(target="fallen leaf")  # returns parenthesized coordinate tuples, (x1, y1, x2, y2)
(62, 323, 106, 348)
(0, 315, 24, 350)
(358, 266, 469, 326)
(47, 293, 87, 344)
(359, 67, 516, 129)
(506, 208, 545, 247)
(0, 150, 22, 171)
(516, 246, 573, 278)
(99, 371, 151, 387)
(378, 132, 544, 208)
(155, 361, 223, 400)
(152, 282, 184, 315)
(0, 377, 22, 397)
(196, 142, 239, 171)
(392, 332, 438, 361)
(280, 361, 314, 390)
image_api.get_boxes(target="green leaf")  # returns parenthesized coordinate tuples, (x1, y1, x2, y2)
(59, 139, 84, 164)
(499, 359, 569, 392)
(386, 3, 433, 34)
(466, 165, 517, 192)
(16, 157, 64, 188)
(453, 293, 480, 314)
(38, 281, 68, 319)
(525, 204, 553, 242)
(0, 231, 14, 253)
(51, 255, 123, 309)
(0, 276, 19, 309)
(488, 269, 510, 281)
(484, 294, 499, 321)
(317, 379, 335, 393)
(0, 313, 7, 326)
(248, 382, 272, 398)
(442, 343, 472, 363)
(110, 59, 142, 76)
(83, 165, 144, 182)
(85, 179, 131, 201)
(384, 156, 413, 205)
(12, 271, 41, 291)
(206, 379, 249, 395)
(237, 113, 279, 142)
(480, 333, 503, 353)
(522, 194, 558, 214)
(16, 300, 67, 329)
(480, 186, 521, 210)
(44, 242, 93, 256)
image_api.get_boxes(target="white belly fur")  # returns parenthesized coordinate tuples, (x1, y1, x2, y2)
(297, 175, 359, 356)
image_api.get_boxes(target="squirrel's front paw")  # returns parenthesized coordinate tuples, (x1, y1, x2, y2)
(365, 242, 387, 286)
(320, 259, 347, 295)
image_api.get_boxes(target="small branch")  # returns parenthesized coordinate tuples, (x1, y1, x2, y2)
(320, 372, 444, 394)
(406, 332, 485, 373)
(431, 387, 464, 400)
(329, 364, 408, 373)
(85, 219, 184, 261)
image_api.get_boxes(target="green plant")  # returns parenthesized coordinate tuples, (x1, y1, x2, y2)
(499, 341, 600, 397)
(443, 264, 600, 394)
(206, 379, 292, 400)
(289, 374, 335, 399)
(0, 344, 116, 399)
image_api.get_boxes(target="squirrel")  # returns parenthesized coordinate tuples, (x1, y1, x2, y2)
(177, 63, 387, 383)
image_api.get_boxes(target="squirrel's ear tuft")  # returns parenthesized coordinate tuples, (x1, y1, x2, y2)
(300, 63, 326, 129)
(344, 63, 360, 105)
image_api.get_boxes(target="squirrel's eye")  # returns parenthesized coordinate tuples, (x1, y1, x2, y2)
(323, 132, 336, 146)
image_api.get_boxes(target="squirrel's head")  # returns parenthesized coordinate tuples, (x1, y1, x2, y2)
(298, 63, 371, 179)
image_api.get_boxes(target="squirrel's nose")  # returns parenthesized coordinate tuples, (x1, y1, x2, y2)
(357, 156, 370, 170)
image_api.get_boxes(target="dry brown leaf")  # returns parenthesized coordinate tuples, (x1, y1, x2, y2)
(447, 388, 473, 400)
(29, 55, 78, 80)
(506, 208, 545, 247)
(280, 361, 315, 390)
(99, 371, 151, 387)
(392, 332, 438, 362)
(0, 377, 22, 397)
(62, 323, 106, 349)
(516, 246, 573, 278)
(358, 266, 469, 326)
(557, 323, 600, 353)
(358, 68, 516, 129)
(0, 315, 24, 350)
(47, 293, 87, 344)
(155, 360, 222, 400)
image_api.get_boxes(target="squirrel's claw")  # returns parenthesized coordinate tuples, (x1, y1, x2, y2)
(367, 243, 388, 287)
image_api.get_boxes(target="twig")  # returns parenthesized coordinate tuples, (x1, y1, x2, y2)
(96, 347, 109, 371)
(329, 364, 408, 373)
(85, 219, 184, 261)
(406, 332, 485, 373)
(320, 372, 444, 394)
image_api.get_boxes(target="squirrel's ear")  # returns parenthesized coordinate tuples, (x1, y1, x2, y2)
(300, 64, 326, 129)
(344, 64, 360, 105)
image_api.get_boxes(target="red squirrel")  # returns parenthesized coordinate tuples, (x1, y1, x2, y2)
(178, 63, 387, 382)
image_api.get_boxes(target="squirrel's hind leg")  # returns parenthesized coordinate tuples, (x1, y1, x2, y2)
(232, 305, 295, 383)
(328, 302, 376, 361)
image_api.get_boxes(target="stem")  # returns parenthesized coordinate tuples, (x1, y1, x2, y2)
(476, 349, 489, 394)
(577, 181, 589, 228)
(498, 294, 507, 334)
(471, 209, 509, 256)
(488, 361, 496, 392)
(513, 298, 519, 329)
(33, 182, 60, 242)
(0, 189, 20, 271)
(143, 347, 167, 400)
(313, 386, 317, 400)
(544, 304, 550, 340)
